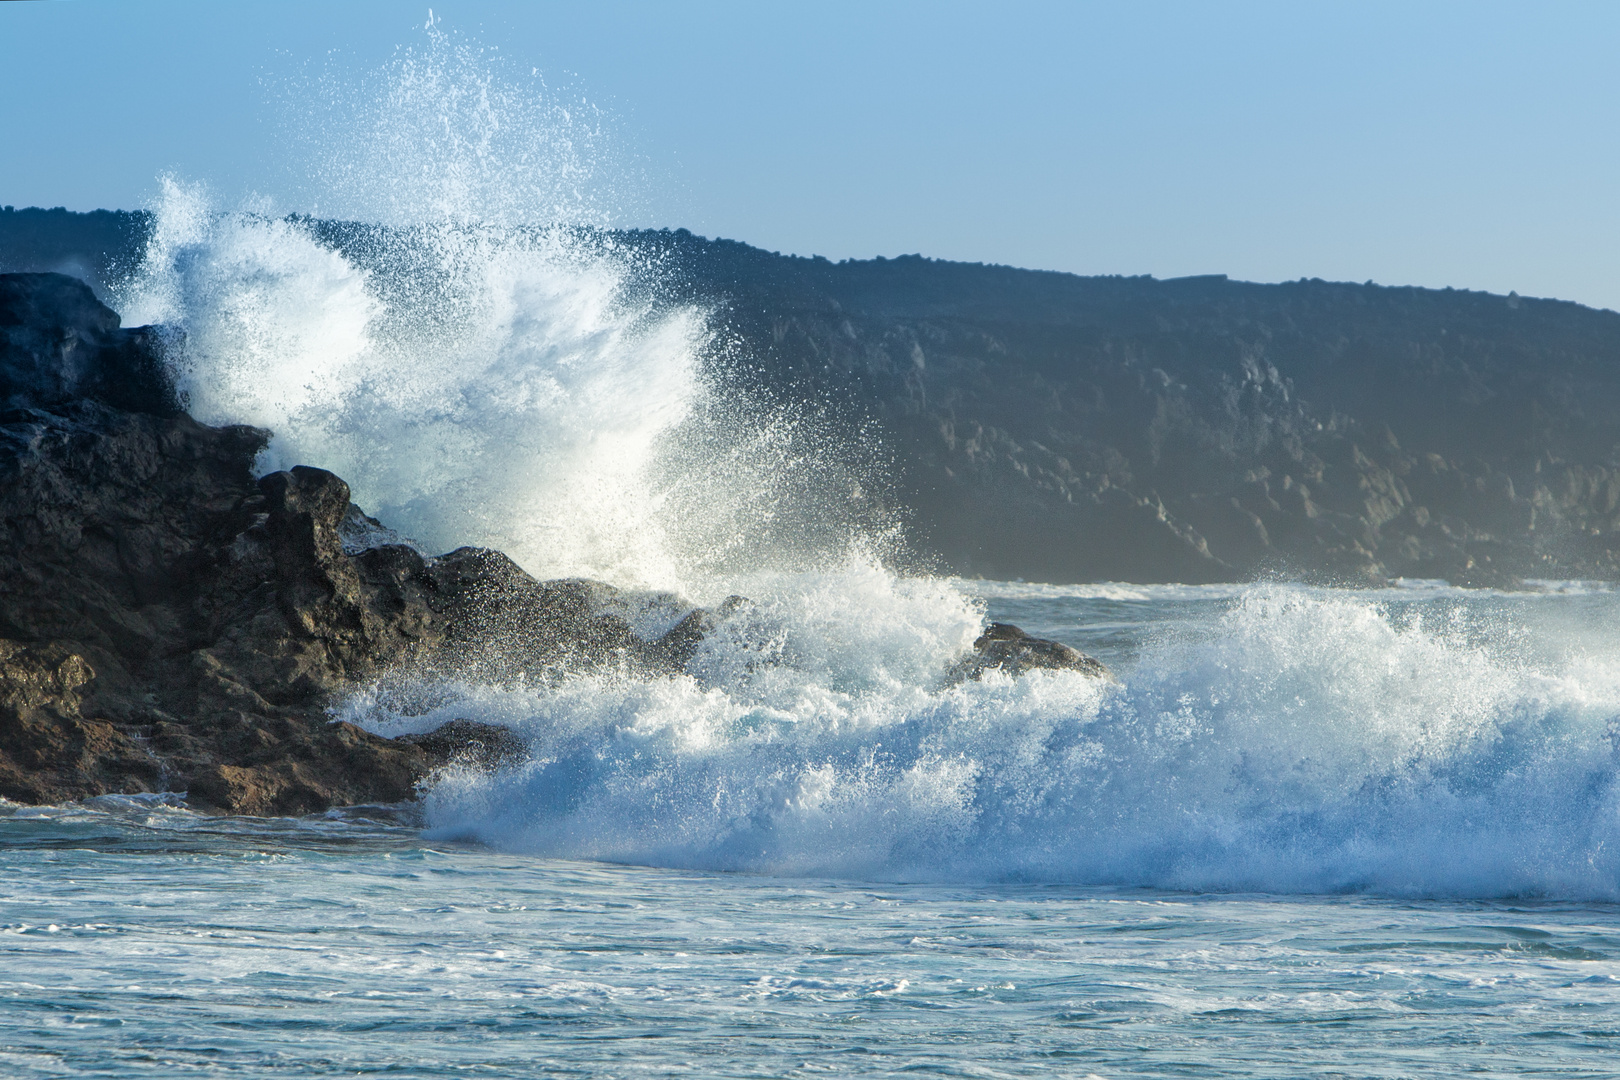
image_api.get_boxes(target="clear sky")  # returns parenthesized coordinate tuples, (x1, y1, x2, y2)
(3, 0, 1619, 309)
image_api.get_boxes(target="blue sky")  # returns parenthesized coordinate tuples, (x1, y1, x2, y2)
(3, 0, 1619, 308)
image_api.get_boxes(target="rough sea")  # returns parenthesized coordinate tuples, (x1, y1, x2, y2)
(6, 27, 1618, 1077)
(5, 584, 1620, 1079)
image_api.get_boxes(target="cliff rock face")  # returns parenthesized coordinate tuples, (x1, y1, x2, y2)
(643, 239, 1620, 585)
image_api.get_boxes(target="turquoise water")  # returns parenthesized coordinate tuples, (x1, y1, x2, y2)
(4, 584, 1619, 1078)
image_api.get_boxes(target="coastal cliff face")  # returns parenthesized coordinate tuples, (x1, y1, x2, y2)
(7, 207, 1620, 585)
(0, 272, 1100, 812)
(644, 237, 1620, 585)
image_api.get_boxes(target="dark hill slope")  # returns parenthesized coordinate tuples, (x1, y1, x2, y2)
(7, 207, 1620, 584)
(0, 206, 148, 294)
(645, 233, 1620, 584)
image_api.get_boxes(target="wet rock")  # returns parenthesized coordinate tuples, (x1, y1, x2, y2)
(0, 273, 756, 813)
(0, 274, 431, 812)
(423, 551, 648, 681)
(0, 271, 1106, 817)
(646, 594, 752, 672)
(947, 622, 1112, 683)
(399, 719, 529, 771)
(1, 272, 179, 416)
(0, 395, 432, 812)
(338, 502, 423, 556)
(0, 639, 161, 804)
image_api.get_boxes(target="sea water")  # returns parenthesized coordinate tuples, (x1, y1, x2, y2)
(3, 585, 1619, 1079)
(8, 25, 1618, 1075)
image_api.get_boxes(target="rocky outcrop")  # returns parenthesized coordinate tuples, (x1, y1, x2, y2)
(947, 623, 1113, 684)
(0, 398, 710, 811)
(0, 274, 700, 813)
(3, 272, 1098, 814)
(0, 384, 419, 811)
(2, 272, 178, 415)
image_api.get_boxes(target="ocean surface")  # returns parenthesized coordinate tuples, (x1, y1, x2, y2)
(4, 583, 1620, 1079)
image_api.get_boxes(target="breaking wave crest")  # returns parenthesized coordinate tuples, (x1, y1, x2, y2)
(115, 23, 882, 592)
(344, 583, 1620, 898)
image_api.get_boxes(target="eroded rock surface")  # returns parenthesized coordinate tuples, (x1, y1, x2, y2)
(0, 379, 425, 812)
(0, 271, 1108, 814)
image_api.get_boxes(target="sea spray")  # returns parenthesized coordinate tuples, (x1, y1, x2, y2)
(276, 13, 634, 230)
(118, 187, 710, 586)
(113, 19, 872, 590)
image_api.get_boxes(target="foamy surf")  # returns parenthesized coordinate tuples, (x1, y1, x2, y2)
(331, 582, 1620, 898)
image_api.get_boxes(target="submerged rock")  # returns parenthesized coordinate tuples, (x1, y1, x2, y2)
(947, 622, 1112, 683)
(398, 719, 529, 771)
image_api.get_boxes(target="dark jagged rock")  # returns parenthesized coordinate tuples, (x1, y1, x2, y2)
(0, 270, 1106, 813)
(947, 622, 1113, 684)
(1, 272, 180, 416)
(0, 387, 427, 812)
(0, 395, 665, 811)
(398, 720, 529, 771)
(349, 543, 719, 684)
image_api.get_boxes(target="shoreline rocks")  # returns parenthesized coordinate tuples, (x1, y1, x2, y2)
(0, 272, 1110, 815)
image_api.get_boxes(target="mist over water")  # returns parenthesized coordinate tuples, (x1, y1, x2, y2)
(102, 24, 1620, 899)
